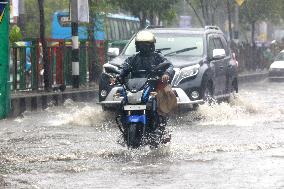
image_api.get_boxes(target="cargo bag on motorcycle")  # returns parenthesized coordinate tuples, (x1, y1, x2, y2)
(156, 83, 177, 114)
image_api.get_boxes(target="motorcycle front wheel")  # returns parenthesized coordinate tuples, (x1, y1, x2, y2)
(127, 123, 143, 148)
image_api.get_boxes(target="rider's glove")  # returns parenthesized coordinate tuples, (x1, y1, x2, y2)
(115, 75, 125, 84)
(162, 74, 170, 83)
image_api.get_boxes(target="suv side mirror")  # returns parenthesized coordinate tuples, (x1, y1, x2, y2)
(212, 49, 226, 60)
(107, 47, 120, 58)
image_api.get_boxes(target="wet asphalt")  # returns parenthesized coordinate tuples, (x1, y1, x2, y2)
(0, 79, 283, 189)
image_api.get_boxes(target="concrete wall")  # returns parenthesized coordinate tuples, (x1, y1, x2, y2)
(10, 89, 97, 118)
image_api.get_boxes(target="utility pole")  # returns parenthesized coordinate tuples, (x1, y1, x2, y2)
(71, 0, 79, 88)
(0, 0, 10, 119)
(18, 0, 25, 36)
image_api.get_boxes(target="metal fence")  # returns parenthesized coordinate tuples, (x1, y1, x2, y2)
(230, 42, 278, 72)
(10, 39, 106, 91)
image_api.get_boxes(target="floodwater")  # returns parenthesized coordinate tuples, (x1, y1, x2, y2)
(0, 79, 284, 188)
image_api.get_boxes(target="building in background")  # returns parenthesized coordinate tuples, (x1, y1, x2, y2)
(179, 16, 191, 28)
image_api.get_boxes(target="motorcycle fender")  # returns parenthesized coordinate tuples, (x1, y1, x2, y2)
(127, 115, 147, 125)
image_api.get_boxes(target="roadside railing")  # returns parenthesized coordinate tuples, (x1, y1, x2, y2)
(10, 39, 106, 91)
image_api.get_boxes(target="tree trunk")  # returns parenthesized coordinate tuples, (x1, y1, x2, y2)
(18, 0, 25, 37)
(200, 0, 210, 25)
(251, 21, 257, 70)
(251, 21, 255, 45)
(205, 1, 210, 25)
(227, 0, 233, 41)
(139, 12, 147, 29)
(38, 0, 50, 91)
(88, 0, 101, 82)
(187, 0, 204, 27)
(149, 11, 155, 25)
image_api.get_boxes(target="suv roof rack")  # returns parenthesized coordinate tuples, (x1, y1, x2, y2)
(205, 26, 220, 31)
(145, 25, 165, 29)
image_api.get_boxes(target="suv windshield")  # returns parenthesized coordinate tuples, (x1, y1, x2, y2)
(124, 33, 204, 58)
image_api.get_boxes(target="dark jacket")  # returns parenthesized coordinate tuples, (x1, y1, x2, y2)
(120, 52, 174, 80)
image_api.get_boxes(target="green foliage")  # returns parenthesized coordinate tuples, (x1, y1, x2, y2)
(114, 0, 178, 28)
(24, 0, 69, 38)
(239, 0, 282, 43)
(89, 0, 115, 16)
(239, 0, 281, 25)
(186, 0, 224, 26)
(160, 9, 177, 25)
(87, 0, 117, 81)
(9, 25, 23, 43)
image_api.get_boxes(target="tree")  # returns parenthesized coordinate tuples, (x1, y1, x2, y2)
(9, 25, 23, 43)
(87, 0, 115, 82)
(24, 0, 69, 38)
(226, 0, 234, 41)
(186, 0, 224, 26)
(38, 0, 50, 91)
(114, 0, 178, 28)
(239, 0, 281, 44)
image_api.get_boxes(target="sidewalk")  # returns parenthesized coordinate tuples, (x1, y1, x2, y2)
(9, 71, 268, 118)
(10, 86, 99, 117)
(238, 70, 268, 83)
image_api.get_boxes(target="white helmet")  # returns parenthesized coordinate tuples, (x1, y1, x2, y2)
(135, 31, 156, 54)
(135, 31, 156, 43)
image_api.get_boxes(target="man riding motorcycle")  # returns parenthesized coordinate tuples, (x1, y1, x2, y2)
(117, 30, 174, 135)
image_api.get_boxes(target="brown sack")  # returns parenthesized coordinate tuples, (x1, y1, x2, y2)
(156, 84, 177, 114)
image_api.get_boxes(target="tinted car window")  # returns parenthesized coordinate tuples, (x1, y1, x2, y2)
(208, 37, 215, 59)
(220, 35, 230, 55)
(124, 33, 204, 58)
(275, 52, 284, 61)
(214, 37, 224, 49)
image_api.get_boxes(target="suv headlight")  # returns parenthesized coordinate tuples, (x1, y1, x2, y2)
(174, 64, 200, 86)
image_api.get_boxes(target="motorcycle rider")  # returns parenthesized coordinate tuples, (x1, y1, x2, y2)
(118, 30, 174, 137)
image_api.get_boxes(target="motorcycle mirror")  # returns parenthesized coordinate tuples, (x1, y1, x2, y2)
(107, 47, 120, 58)
(104, 65, 121, 74)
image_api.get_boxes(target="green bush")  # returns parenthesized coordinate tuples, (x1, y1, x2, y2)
(9, 25, 23, 43)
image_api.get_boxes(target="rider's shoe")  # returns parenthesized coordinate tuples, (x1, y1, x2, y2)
(160, 131, 171, 144)
(151, 125, 171, 143)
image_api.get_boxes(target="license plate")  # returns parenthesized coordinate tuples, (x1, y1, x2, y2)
(124, 105, 146, 111)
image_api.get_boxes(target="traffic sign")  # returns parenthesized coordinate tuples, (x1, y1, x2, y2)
(0, 2, 8, 23)
(235, 0, 245, 6)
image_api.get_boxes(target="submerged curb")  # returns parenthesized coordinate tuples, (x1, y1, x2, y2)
(10, 89, 98, 118)
(9, 72, 268, 118)
(238, 72, 268, 84)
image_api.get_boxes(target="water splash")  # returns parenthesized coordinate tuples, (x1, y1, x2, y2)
(46, 100, 115, 127)
(171, 93, 284, 127)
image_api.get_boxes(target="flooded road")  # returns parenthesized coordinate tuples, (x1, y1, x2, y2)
(0, 79, 284, 188)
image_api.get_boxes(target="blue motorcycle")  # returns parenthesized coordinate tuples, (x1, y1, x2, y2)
(106, 63, 171, 148)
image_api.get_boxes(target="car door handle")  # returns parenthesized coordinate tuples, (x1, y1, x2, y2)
(219, 66, 224, 69)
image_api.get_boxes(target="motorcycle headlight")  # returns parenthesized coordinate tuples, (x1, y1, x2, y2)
(174, 64, 200, 86)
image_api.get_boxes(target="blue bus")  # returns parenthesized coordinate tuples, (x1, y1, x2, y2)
(51, 11, 144, 41)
